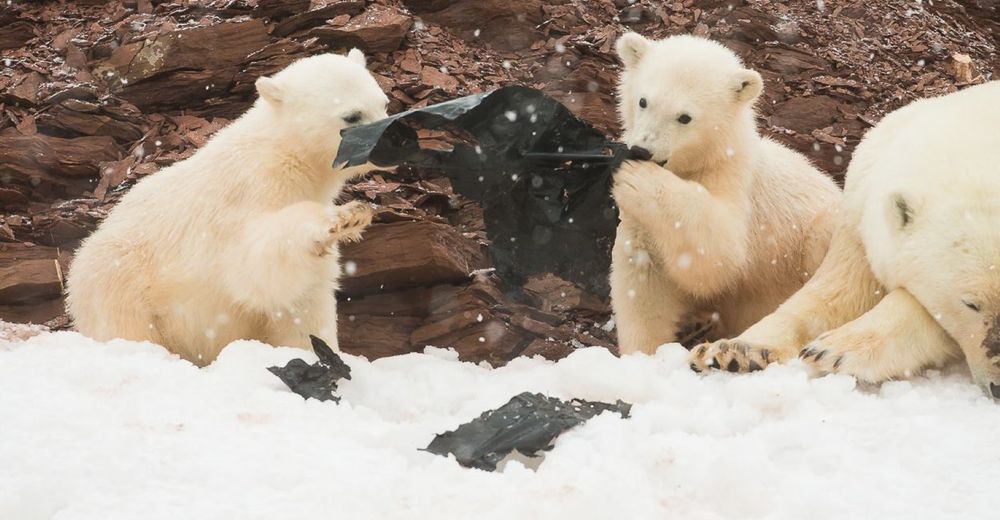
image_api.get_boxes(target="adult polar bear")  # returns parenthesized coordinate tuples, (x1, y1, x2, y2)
(611, 33, 840, 355)
(691, 82, 1000, 398)
(66, 50, 388, 366)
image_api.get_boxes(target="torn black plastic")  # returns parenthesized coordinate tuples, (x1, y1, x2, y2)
(336, 86, 629, 297)
(424, 391, 631, 471)
(267, 335, 352, 402)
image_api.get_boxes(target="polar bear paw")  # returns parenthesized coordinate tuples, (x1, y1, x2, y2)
(799, 329, 882, 381)
(328, 201, 373, 243)
(612, 160, 669, 217)
(688, 339, 779, 373)
(312, 201, 373, 256)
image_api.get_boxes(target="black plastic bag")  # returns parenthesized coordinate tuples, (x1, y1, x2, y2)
(336, 86, 629, 297)
(424, 392, 632, 471)
(267, 335, 352, 402)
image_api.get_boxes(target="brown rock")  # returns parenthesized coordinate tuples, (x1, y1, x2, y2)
(0, 18, 35, 50)
(419, 65, 460, 92)
(949, 53, 976, 83)
(339, 220, 485, 295)
(271, 0, 366, 37)
(93, 20, 273, 111)
(307, 6, 413, 53)
(0, 132, 121, 199)
(338, 314, 423, 359)
(0, 243, 71, 304)
(405, 0, 546, 51)
(769, 95, 840, 133)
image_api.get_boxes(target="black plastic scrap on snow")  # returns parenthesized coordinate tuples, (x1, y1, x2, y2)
(424, 392, 632, 471)
(335, 86, 629, 297)
(267, 335, 351, 402)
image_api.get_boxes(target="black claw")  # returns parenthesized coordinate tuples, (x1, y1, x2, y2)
(833, 355, 844, 370)
(726, 359, 740, 372)
(708, 358, 720, 370)
(813, 350, 826, 362)
(689, 363, 702, 373)
(748, 361, 762, 371)
(761, 349, 771, 362)
(799, 347, 813, 359)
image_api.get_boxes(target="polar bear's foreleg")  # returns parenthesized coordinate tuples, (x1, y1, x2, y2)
(689, 219, 882, 372)
(265, 284, 340, 352)
(612, 160, 750, 299)
(222, 200, 371, 312)
(799, 288, 961, 382)
(611, 222, 687, 355)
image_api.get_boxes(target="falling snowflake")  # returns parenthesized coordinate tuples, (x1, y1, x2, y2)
(344, 260, 358, 275)
(473, 28, 481, 37)
(627, 288, 636, 299)
(677, 253, 692, 269)
(555, 42, 566, 53)
(504, 110, 517, 122)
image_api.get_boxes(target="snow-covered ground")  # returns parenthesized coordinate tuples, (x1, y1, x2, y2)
(3, 330, 1000, 520)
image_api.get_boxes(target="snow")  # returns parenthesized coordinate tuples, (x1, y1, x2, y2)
(3, 332, 1000, 519)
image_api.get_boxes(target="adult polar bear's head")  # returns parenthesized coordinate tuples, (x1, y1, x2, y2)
(254, 49, 389, 171)
(615, 33, 763, 175)
(855, 81, 1000, 397)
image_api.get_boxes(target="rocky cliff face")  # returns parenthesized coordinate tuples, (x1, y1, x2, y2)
(1, 0, 996, 363)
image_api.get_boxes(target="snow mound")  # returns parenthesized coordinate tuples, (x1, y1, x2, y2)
(2, 331, 999, 519)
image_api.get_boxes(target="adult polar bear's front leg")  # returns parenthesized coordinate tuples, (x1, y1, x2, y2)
(689, 214, 882, 372)
(222, 200, 371, 313)
(800, 288, 961, 382)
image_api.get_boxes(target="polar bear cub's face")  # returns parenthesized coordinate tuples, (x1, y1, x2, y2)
(616, 34, 763, 173)
(881, 193, 1000, 393)
(255, 49, 389, 167)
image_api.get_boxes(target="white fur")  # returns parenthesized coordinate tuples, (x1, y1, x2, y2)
(692, 81, 1000, 397)
(66, 51, 389, 366)
(610, 34, 841, 355)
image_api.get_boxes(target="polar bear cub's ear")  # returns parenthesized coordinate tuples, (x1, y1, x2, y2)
(347, 48, 366, 67)
(255, 76, 284, 105)
(734, 69, 763, 103)
(616, 32, 650, 68)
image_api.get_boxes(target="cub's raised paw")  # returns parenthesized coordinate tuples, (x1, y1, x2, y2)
(311, 201, 373, 256)
(612, 160, 669, 215)
(328, 201, 373, 243)
(688, 339, 777, 374)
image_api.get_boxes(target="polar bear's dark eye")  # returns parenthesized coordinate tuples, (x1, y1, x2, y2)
(343, 112, 363, 124)
(964, 300, 981, 312)
(677, 114, 692, 124)
(639, 97, 647, 109)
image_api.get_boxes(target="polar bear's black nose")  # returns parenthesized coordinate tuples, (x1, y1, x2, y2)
(991, 383, 1000, 399)
(627, 146, 653, 161)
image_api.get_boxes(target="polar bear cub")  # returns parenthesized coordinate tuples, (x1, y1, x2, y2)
(610, 33, 841, 356)
(66, 50, 388, 366)
(692, 82, 1000, 399)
